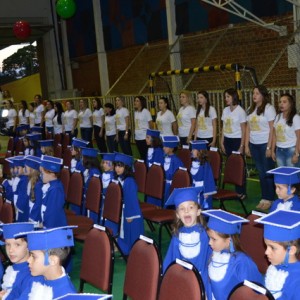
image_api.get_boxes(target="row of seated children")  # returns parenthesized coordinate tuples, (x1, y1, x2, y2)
(163, 186, 300, 300)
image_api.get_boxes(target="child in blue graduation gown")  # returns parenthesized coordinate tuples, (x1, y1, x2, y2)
(190, 140, 216, 210)
(2, 159, 15, 203)
(267, 167, 300, 212)
(163, 187, 212, 294)
(0, 223, 36, 300)
(202, 209, 262, 300)
(26, 132, 42, 156)
(145, 129, 164, 168)
(70, 138, 89, 174)
(114, 153, 144, 255)
(23, 135, 34, 156)
(162, 136, 184, 201)
(39, 155, 67, 228)
(256, 210, 300, 300)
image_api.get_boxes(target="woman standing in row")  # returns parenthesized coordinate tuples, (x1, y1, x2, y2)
(18, 100, 29, 126)
(44, 100, 55, 137)
(78, 98, 93, 146)
(156, 97, 177, 136)
(64, 100, 78, 140)
(33, 94, 44, 126)
(92, 97, 107, 152)
(104, 102, 118, 153)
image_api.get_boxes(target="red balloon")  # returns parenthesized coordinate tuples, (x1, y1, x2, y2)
(13, 20, 31, 40)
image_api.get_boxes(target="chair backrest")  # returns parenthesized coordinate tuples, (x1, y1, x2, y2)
(223, 153, 245, 187)
(177, 148, 192, 170)
(0, 202, 14, 223)
(3, 151, 12, 177)
(60, 166, 70, 198)
(158, 260, 205, 300)
(54, 144, 62, 158)
(14, 139, 24, 155)
(169, 168, 191, 195)
(7, 137, 14, 153)
(66, 171, 83, 207)
(134, 160, 147, 193)
(46, 132, 53, 139)
(63, 146, 72, 169)
(54, 133, 62, 148)
(80, 226, 114, 293)
(207, 149, 222, 184)
(85, 176, 102, 214)
(123, 236, 161, 300)
(102, 181, 122, 224)
(145, 164, 164, 203)
(62, 133, 70, 152)
(240, 214, 269, 274)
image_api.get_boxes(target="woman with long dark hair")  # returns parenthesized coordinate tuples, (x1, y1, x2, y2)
(92, 97, 107, 152)
(156, 97, 177, 136)
(104, 102, 118, 153)
(18, 100, 29, 125)
(53, 102, 65, 135)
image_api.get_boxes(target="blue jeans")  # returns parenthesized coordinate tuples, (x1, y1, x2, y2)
(249, 143, 275, 201)
(276, 146, 300, 167)
(80, 127, 93, 147)
(118, 130, 132, 155)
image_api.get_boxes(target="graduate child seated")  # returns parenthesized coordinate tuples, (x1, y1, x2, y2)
(15, 226, 77, 299)
(39, 139, 54, 156)
(145, 129, 164, 168)
(268, 167, 300, 212)
(256, 210, 300, 300)
(70, 137, 89, 174)
(202, 209, 262, 300)
(26, 132, 42, 156)
(0, 222, 35, 300)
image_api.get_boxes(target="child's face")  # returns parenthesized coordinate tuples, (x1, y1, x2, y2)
(275, 183, 294, 201)
(163, 146, 173, 155)
(176, 201, 200, 227)
(71, 147, 79, 157)
(102, 160, 113, 172)
(5, 238, 29, 264)
(40, 167, 54, 184)
(192, 149, 198, 159)
(146, 135, 152, 146)
(23, 138, 29, 147)
(115, 165, 125, 176)
(208, 229, 230, 252)
(264, 238, 287, 266)
(41, 146, 46, 154)
(14, 166, 24, 176)
(28, 250, 48, 276)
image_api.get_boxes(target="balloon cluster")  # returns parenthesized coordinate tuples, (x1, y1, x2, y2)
(13, 20, 31, 40)
(56, 0, 77, 19)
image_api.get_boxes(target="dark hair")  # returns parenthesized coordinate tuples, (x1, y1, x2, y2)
(29, 102, 36, 110)
(150, 136, 162, 148)
(66, 100, 74, 109)
(20, 100, 28, 117)
(104, 103, 116, 116)
(291, 183, 300, 197)
(135, 96, 147, 111)
(224, 88, 239, 106)
(159, 97, 171, 110)
(114, 161, 134, 179)
(277, 239, 300, 256)
(80, 98, 88, 109)
(93, 97, 103, 110)
(54, 102, 64, 125)
(48, 247, 70, 265)
(194, 149, 209, 165)
(7, 99, 15, 109)
(116, 96, 126, 106)
(34, 94, 42, 104)
(82, 156, 100, 171)
(276, 93, 297, 127)
(248, 85, 270, 116)
(196, 91, 210, 118)
(47, 100, 54, 111)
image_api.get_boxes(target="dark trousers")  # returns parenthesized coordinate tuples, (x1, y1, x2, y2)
(135, 139, 148, 161)
(106, 135, 118, 153)
(80, 127, 93, 147)
(94, 125, 107, 152)
(118, 130, 132, 155)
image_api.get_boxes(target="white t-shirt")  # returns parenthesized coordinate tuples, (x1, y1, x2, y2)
(18, 109, 29, 125)
(78, 108, 92, 128)
(53, 113, 65, 134)
(105, 115, 116, 136)
(134, 109, 152, 140)
(34, 104, 44, 124)
(29, 112, 35, 128)
(196, 106, 217, 139)
(274, 113, 300, 148)
(93, 108, 104, 127)
(116, 107, 129, 131)
(44, 108, 55, 127)
(6, 109, 17, 127)
(221, 105, 246, 138)
(64, 109, 78, 131)
(176, 105, 196, 137)
(156, 110, 176, 136)
(247, 104, 276, 144)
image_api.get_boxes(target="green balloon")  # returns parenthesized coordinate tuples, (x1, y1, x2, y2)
(56, 0, 77, 19)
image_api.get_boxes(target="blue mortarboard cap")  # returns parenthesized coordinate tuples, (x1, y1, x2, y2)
(101, 153, 115, 162)
(190, 140, 208, 150)
(164, 187, 203, 208)
(161, 135, 180, 148)
(0, 223, 34, 244)
(54, 294, 112, 300)
(267, 167, 300, 185)
(40, 155, 63, 172)
(14, 226, 76, 251)
(81, 147, 99, 158)
(5, 157, 15, 167)
(39, 139, 54, 147)
(146, 129, 160, 138)
(7, 156, 25, 167)
(25, 155, 41, 170)
(26, 133, 42, 141)
(72, 137, 90, 148)
(30, 126, 43, 133)
(255, 210, 300, 242)
(16, 124, 29, 132)
(114, 152, 133, 167)
(202, 209, 249, 234)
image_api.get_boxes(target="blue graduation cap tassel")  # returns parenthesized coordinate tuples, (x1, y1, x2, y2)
(283, 245, 291, 267)
(44, 250, 50, 266)
(229, 239, 235, 253)
(288, 184, 292, 195)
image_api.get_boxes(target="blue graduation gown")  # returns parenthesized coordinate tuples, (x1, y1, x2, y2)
(117, 176, 144, 255)
(41, 179, 67, 228)
(146, 147, 164, 168)
(265, 262, 300, 300)
(14, 175, 29, 222)
(270, 195, 300, 212)
(164, 154, 184, 201)
(208, 251, 263, 300)
(2, 179, 13, 202)
(70, 158, 84, 174)
(29, 179, 43, 223)
(1, 262, 35, 300)
(190, 160, 216, 210)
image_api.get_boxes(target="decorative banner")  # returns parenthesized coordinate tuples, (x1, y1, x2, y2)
(13, 20, 31, 40)
(56, 0, 77, 19)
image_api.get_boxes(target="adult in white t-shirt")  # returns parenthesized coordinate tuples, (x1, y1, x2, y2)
(18, 100, 29, 125)
(104, 103, 118, 153)
(134, 96, 153, 161)
(221, 88, 247, 197)
(156, 97, 177, 136)
(272, 93, 300, 168)
(28, 102, 36, 128)
(5, 100, 17, 136)
(53, 102, 65, 135)
(245, 85, 276, 210)
(194, 91, 217, 147)
(78, 98, 93, 146)
(115, 96, 132, 155)
(64, 100, 78, 141)
(92, 98, 107, 152)
(33, 94, 45, 126)
(176, 90, 196, 145)
(44, 100, 55, 136)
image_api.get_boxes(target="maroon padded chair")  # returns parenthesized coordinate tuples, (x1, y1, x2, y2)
(177, 147, 192, 170)
(65, 171, 83, 215)
(207, 149, 222, 187)
(133, 159, 147, 194)
(54, 133, 62, 148)
(62, 133, 70, 152)
(169, 167, 191, 195)
(2, 151, 12, 178)
(54, 143, 62, 158)
(0, 202, 14, 223)
(60, 166, 70, 200)
(63, 146, 72, 169)
(14, 139, 24, 155)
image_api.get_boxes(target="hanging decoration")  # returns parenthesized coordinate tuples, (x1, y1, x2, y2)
(56, 0, 77, 19)
(13, 20, 31, 40)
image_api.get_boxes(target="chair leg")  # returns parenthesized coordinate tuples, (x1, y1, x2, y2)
(146, 219, 155, 232)
(113, 238, 127, 262)
(239, 199, 248, 216)
(79, 279, 85, 292)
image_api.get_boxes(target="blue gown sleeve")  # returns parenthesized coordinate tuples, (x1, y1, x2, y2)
(123, 177, 141, 219)
(15, 176, 30, 222)
(163, 236, 180, 273)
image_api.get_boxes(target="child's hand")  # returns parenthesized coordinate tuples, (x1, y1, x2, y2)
(0, 290, 7, 298)
(126, 218, 133, 223)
